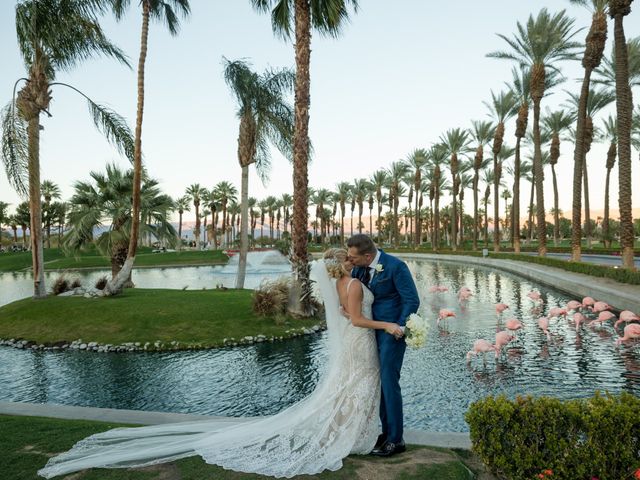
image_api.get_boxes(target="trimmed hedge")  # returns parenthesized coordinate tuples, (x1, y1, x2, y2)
(466, 393, 640, 480)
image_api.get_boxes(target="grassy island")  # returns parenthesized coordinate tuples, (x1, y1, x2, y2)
(0, 248, 229, 273)
(0, 288, 320, 349)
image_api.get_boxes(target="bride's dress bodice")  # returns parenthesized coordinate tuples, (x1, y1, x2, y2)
(39, 270, 381, 479)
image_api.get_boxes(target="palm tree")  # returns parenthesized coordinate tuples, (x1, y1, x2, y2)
(428, 145, 448, 251)
(542, 108, 575, 245)
(65, 163, 176, 278)
(15, 202, 31, 247)
(439, 128, 471, 251)
(2, 0, 133, 298)
(370, 169, 388, 240)
(507, 66, 533, 253)
(252, 0, 358, 313)
(174, 195, 191, 246)
(386, 161, 408, 247)
(566, 0, 609, 259)
(0, 201, 9, 239)
(488, 8, 581, 255)
(484, 89, 518, 252)
(593, 36, 640, 87)
(103, 0, 190, 294)
(457, 168, 473, 246)
(185, 184, 207, 248)
(469, 120, 496, 250)
(312, 189, 332, 244)
(212, 181, 239, 248)
(281, 193, 293, 234)
(334, 181, 351, 244)
(366, 183, 375, 237)
(8, 215, 19, 243)
(351, 178, 368, 235)
(599, 115, 618, 247)
(222, 59, 294, 287)
(565, 88, 614, 247)
(609, 0, 635, 268)
(40, 179, 60, 248)
(405, 148, 428, 246)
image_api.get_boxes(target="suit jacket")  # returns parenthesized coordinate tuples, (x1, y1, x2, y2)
(353, 250, 420, 327)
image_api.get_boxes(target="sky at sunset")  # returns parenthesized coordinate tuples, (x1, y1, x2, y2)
(1, 1, 639, 226)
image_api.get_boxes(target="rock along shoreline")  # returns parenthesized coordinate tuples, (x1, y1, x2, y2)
(0, 324, 327, 354)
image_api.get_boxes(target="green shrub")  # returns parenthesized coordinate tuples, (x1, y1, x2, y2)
(466, 393, 640, 480)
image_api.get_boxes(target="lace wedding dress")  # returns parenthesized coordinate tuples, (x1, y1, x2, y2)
(38, 260, 381, 478)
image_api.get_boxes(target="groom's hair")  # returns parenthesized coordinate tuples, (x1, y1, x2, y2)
(347, 234, 376, 255)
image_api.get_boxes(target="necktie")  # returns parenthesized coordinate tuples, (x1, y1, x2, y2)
(363, 268, 371, 285)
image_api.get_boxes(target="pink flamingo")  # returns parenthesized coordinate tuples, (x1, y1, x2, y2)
(527, 291, 542, 302)
(592, 301, 611, 313)
(614, 310, 640, 329)
(457, 287, 473, 301)
(615, 324, 640, 346)
(573, 312, 586, 329)
(588, 311, 616, 326)
(494, 331, 515, 357)
(437, 308, 456, 326)
(495, 303, 509, 315)
(548, 307, 567, 319)
(537, 317, 550, 340)
(582, 296, 596, 309)
(566, 300, 582, 312)
(466, 339, 496, 363)
(505, 318, 524, 333)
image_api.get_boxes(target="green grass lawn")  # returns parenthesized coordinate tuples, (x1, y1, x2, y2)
(0, 415, 485, 480)
(0, 288, 319, 347)
(0, 248, 228, 273)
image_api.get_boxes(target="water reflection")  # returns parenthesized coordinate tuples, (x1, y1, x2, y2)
(1, 260, 639, 432)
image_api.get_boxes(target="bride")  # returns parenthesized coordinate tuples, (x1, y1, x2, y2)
(38, 248, 404, 478)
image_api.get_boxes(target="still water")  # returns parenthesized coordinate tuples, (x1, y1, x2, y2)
(1, 259, 638, 432)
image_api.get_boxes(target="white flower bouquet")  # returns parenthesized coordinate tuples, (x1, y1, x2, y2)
(405, 313, 428, 349)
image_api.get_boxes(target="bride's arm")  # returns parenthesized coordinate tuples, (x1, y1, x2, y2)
(346, 280, 404, 336)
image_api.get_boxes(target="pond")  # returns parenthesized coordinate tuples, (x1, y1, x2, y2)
(0, 250, 291, 307)
(1, 258, 638, 432)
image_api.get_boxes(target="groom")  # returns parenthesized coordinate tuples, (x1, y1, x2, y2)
(347, 234, 420, 457)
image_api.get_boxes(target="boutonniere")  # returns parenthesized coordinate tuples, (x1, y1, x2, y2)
(374, 263, 384, 273)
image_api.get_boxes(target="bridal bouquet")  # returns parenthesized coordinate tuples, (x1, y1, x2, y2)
(405, 313, 428, 349)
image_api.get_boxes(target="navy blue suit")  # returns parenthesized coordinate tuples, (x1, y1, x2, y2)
(352, 250, 420, 443)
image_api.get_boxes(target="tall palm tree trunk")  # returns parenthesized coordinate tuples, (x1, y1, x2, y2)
(105, 1, 149, 295)
(237, 164, 250, 289)
(178, 212, 183, 244)
(513, 136, 522, 253)
(604, 165, 612, 248)
(612, 4, 635, 268)
(603, 141, 616, 248)
(472, 172, 479, 250)
(571, 75, 592, 261)
(583, 155, 592, 247)
(551, 163, 560, 246)
(532, 97, 547, 256)
(493, 159, 501, 252)
(291, 0, 313, 313)
(528, 177, 535, 244)
(27, 117, 46, 298)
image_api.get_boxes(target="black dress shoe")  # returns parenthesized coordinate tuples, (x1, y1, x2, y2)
(370, 439, 406, 457)
(373, 434, 387, 450)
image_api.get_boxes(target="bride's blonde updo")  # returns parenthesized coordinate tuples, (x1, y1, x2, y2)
(323, 248, 349, 279)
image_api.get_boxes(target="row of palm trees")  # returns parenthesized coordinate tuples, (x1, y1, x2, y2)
(1, 1, 638, 315)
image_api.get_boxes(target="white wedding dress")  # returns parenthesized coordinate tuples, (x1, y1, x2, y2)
(38, 260, 381, 478)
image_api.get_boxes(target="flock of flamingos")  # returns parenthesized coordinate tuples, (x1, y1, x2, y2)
(424, 285, 640, 364)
